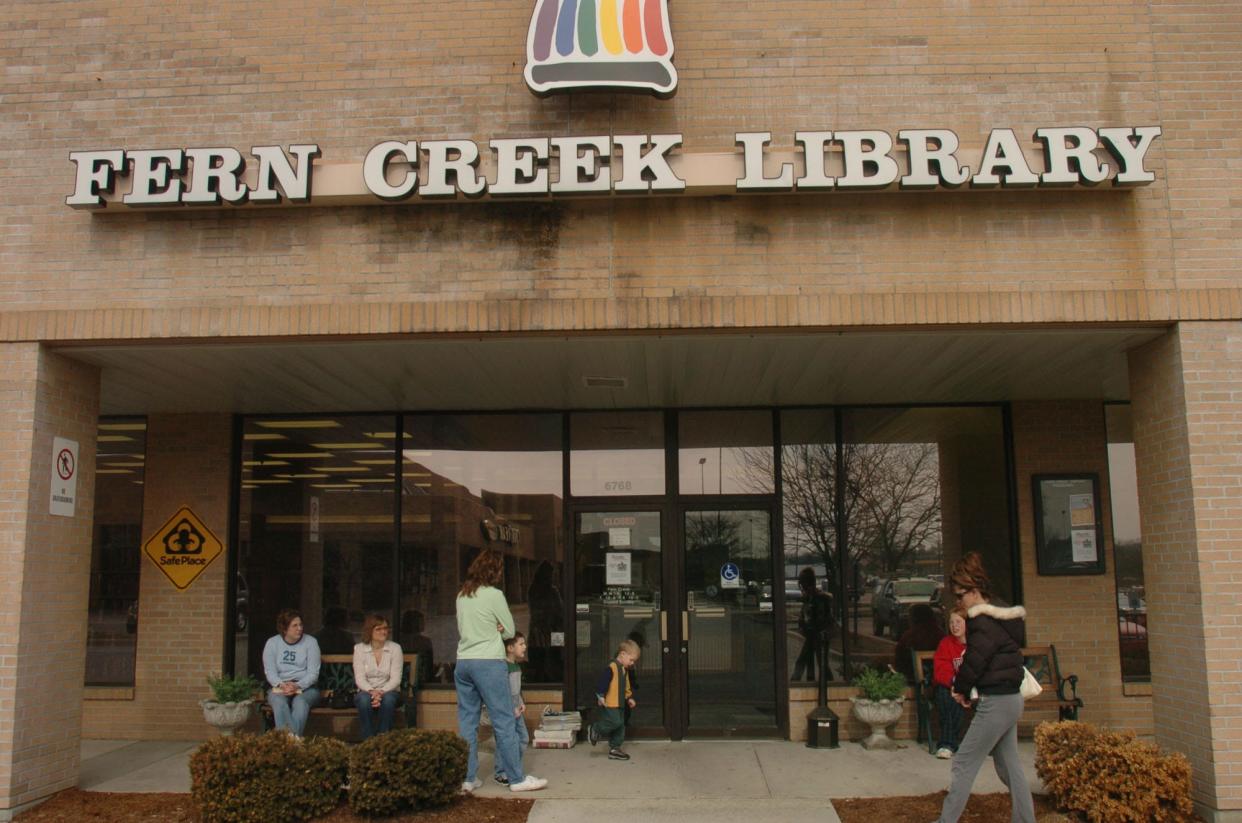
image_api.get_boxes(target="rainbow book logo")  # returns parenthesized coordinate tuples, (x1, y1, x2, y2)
(524, 0, 678, 98)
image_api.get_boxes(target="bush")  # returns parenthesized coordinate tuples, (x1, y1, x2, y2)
(1035, 721, 1194, 823)
(205, 672, 261, 703)
(190, 731, 348, 823)
(852, 667, 906, 701)
(348, 728, 468, 817)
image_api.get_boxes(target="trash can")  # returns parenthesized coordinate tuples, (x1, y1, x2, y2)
(806, 706, 839, 749)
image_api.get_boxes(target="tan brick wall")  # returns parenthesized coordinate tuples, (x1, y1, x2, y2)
(81, 415, 232, 742)
(0, 1, 1238, 344)
(1012, 401, 1154, 736)
(0, 344, 100, 812)
(1129, 322, 1242, 817)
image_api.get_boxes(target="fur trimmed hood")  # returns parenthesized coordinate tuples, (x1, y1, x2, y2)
(967, 602, 1026, 621)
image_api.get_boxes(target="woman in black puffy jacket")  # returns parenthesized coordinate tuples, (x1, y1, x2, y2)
(931, 552, 1036, 823)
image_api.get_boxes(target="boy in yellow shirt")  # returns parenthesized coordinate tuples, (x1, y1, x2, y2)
(587, 639, 639, 760)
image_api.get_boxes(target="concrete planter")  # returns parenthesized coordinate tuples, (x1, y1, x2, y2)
(200, 699, 254, 736)
(850, 696, 905, 750)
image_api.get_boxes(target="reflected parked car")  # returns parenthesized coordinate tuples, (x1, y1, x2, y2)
(871, 577, 941, 637)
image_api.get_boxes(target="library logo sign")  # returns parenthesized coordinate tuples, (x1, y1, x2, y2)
(524, 0, 678, 97)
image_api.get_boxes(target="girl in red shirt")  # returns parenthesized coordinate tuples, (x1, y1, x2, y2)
(931, 607, 968, 758)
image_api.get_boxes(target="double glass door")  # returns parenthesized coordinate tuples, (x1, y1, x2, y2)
(573, 505, 779, 739)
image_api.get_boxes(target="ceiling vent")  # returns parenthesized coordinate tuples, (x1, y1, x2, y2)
(583, 376, 628, 389)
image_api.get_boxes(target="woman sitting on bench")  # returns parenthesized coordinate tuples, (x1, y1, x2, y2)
(353, 613, 403, 739)
(262, 609, 322, 739)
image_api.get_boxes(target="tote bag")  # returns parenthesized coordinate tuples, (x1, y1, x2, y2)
(1020, 666, 1042, 699)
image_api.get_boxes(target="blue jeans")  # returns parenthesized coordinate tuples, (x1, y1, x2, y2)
(935, 685, 964, 752)
(455, 659, 525, 784)
(496, 710, 529, 779)
(267, 687, 320, 736)
(355, 690, 400, 739)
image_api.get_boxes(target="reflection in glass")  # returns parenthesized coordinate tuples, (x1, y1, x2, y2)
(678, 410, 774, 495)
(86, 418, 147, 686)
(779, 410, 844, 683)
(402, 414, 565, 685)
(683, 509, 777, 734)
(238, 415, 396, 682)
(842, 407, 1011, 682)
(575, 511, 663, 729)
(570, 411, 664, 496)
(1106, 404, 1149, 682)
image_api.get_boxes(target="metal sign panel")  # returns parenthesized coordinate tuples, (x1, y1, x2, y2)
(142, 506, 224, 590)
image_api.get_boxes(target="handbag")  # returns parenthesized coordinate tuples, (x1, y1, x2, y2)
(1020, 666, 1042, 699)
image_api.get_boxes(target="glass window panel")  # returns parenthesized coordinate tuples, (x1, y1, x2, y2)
(570, 411, 664, 497)
(1106, 404, 1149, 682)
(237, 415, 396, 685)
(86, 417, 147, 686)
(779, 410, 845, 684)
(678, 410, 774, 495)
(841, 406, 1012, 682)
(402, 414, 565, 686)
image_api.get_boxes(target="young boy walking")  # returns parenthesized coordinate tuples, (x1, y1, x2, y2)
(588, 639, 639, 760)
(494, 632, 528, 785)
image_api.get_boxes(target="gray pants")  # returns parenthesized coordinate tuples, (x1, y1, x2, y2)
(936, 692, 1036, 823)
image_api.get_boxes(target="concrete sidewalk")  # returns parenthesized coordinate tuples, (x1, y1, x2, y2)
(79, 737, 1043, 823)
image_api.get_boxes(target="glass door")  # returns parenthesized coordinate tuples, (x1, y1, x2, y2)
(680, 508, 778, 736)
(573, 510, 667, 736)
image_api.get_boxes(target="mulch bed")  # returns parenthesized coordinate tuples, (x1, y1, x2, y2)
(14, 790, 533, 823)
(836, 792, 1061, 823)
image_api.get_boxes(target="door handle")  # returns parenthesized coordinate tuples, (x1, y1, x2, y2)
(682, 610, 689, 641)
(660, 611, 668, 642)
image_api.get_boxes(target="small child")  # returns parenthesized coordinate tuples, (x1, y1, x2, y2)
(588, 639, 639, 760)
(932, 607, 968, 758)
(494, 632, 528, 786)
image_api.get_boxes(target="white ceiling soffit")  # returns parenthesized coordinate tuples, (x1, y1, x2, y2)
(61, 327, 1167, 416)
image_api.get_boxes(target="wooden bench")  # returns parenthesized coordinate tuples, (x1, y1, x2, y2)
(914, 644, 1082, 754)
(261, 653, 421, 734)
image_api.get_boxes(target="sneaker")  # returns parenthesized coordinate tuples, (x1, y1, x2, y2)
(461, 778, 483, 793)
(587, 724, 599, 746)
(509, 775, 548, 793)
(608, 748, 630, 761)
(494, 773, 510, 786)
(935, 747, 953, 759)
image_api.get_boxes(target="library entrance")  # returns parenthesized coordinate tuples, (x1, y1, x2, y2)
(572, 504, 781, 739)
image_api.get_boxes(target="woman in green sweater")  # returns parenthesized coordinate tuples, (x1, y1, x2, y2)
(455, 550, 548, 794)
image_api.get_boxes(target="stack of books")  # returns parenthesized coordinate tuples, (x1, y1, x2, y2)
(531, 709, 582, 749)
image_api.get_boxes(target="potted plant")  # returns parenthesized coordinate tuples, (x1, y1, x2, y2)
(200, 673, 260, 736)
(850, 667, 908, 750)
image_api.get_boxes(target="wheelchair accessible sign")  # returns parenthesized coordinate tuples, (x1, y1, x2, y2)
(143, 506, 224, 590)
(720, 562, 740, 590)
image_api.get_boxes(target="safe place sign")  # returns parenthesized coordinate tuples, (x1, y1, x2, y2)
(143, 506, 223, 590)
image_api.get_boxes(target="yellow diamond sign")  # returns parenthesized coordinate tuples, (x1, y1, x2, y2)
(143, 506, 223, 590)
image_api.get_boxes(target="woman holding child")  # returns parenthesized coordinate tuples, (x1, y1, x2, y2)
(932, 552, 1035, 823)
(454, 550, 547, 794)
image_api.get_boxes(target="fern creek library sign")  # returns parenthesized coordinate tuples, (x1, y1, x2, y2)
(66, 125, 1161, 211)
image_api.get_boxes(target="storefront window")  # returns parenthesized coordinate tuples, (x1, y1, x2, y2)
(1106, 404, 1149, 682)
(570, 411, 664, 496)
(841, 406, 1012, 682)
(86, 418, 146, 686)
(402, 414, 565, 686)
(237, 416, 397, 683)
(678, 410, 774, 495)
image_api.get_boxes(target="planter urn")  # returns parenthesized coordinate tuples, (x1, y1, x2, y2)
(200, 699, 254, 736)
(850, 696, 905, 750)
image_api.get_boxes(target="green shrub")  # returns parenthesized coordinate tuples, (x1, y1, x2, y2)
(1035, 721, 1193, 823)
(205, 672, 261, 703)
(348, 728, 468, 817)
(190, 731, 348, 823)
(852, 667, 906, 701)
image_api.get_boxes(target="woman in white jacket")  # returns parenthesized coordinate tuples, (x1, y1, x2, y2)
(353, 613, 403, 739)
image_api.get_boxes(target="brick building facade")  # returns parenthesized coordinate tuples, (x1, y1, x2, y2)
(2, 0, 1241, 820)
